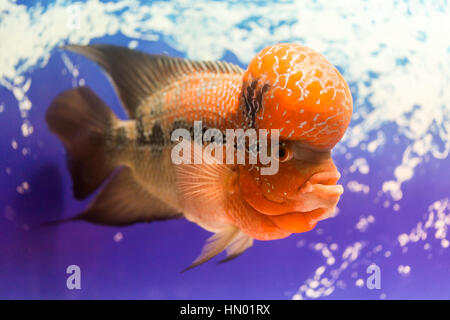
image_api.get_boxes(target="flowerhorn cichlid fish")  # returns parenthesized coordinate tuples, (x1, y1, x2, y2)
(46, 43, 353, 270)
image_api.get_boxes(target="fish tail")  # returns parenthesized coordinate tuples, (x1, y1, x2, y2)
(46, 86, 119, 200)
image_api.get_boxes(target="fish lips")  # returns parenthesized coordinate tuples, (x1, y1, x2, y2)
(266, 185, 342, 234)
(242, 171, 343, 233)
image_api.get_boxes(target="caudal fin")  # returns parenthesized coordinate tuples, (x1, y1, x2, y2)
(46, 87, 118, 200)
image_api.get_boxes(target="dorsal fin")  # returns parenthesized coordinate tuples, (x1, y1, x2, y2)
(64, 44, 244, 118)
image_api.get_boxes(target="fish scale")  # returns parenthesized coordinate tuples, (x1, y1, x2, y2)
(133, 72, 246, 153)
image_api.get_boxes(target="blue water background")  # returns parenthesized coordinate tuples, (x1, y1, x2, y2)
(1, 0, 450, 299)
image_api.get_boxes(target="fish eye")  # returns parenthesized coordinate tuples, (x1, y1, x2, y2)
(278, 144, 293, 162)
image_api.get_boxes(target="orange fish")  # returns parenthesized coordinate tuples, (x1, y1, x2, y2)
(46, 43, 352, 269)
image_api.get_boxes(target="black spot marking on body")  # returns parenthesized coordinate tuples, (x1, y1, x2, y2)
(136, 119, 150, 145)
(115, 126, 128, 150)
(169, 120, 193, 145)
(149, 122, 165, 146)
(171, 120, 188, 131)
(243, 78, 270, 127)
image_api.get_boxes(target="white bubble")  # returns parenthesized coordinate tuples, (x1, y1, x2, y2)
(128, 40, 139, 49)
(355, 279, 364, 287)
(113, 232, 124, 242)
(398, 265, 411, 276)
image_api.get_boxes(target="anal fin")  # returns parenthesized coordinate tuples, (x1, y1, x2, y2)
(77, 167, 182, 226)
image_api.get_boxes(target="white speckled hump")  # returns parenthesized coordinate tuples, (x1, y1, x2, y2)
(64, 44, 244, 119)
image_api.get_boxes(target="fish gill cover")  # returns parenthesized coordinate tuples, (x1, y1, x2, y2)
(0, 0, 449, 299)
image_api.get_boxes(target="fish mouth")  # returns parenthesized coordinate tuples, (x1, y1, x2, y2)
(246, 171, 343, 233)
(287, 171, 343, 212)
